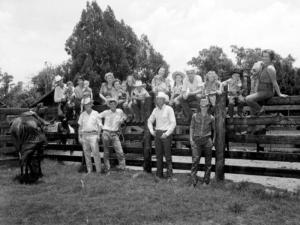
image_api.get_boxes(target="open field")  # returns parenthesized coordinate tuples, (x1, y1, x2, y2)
(0, 160, 300, 225)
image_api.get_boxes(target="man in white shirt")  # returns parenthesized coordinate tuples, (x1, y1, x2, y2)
(78, 98, 102, 173)
(54, 75, 66, 118)
(179, 68, 204, 122)
(98, 97, 127, 173)
(148, 92, 176, 179)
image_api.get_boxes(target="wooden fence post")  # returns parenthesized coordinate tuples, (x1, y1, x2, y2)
(215, 93, 226, 181)
(143, 96, 153, 173)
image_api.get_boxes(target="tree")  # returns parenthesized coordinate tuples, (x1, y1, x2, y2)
(188, 46, 234, 80)
(65, 1, 167, 92)
(0, 70, 14, 97)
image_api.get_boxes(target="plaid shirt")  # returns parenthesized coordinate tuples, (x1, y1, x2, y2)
(190, 113, 214, 138)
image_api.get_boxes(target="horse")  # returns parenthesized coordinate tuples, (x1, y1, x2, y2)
(10, 112, 48, 184)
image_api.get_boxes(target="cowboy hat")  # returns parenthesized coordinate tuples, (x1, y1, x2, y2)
(106, 97, 118, 106)
(172, 71, 185, 81)
(133, 80, 146, 88)
(82, 97, 93, 105)
(104, 72, 114, 81)
(156, 92, 169, 102)
(54, 75, 62, 83)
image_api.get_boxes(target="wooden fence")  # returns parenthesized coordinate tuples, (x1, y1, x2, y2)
(1, 95, 300, 179)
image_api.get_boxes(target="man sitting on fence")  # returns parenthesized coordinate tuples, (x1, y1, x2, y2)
(148, 92, 176, 180)
(98, 97, 127, 174)
(78, 98, 102, 174)
(190, 98, 215, 187)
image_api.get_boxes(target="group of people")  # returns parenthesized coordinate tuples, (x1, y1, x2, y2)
(52, 49, 287, 185)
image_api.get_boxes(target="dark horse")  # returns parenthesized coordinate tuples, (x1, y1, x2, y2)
(10, 112, 48, 184)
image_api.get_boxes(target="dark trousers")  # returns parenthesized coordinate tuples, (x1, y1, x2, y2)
(191, 136, 213, 184)
(179, 95, 199, 122)
(155, 130, 173, 178)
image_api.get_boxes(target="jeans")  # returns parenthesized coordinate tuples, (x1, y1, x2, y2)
(155, 130, 173, 178)
(191, 136, 213, 184)
(102, 130, 126, 171)
(82, 134, 101, 173)
(132, 99, 146, 121)
(245, 91, 274, 115)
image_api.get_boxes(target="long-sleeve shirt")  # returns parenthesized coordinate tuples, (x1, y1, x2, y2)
(54, 85, 66, 103)
(78, 110, 102, 134)
(182, 75, 204, 93)
(98, 109, 127, 132)
(148, 104, 176, 136)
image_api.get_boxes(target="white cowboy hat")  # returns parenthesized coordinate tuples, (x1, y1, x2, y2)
(54, 75, 62, 83)
(82, 97, 93, 105)
(133, 80, 146, 87)
(156, 92, 169, 102)
(185, 65, 198, 75)
(106, 97, 118, 106)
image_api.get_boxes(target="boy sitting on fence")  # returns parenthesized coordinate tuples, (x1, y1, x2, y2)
(64, 81, 76, 119)
(131, 80, 150, 123)
(190, 98, 215, 186)
(221, 71, 244, 118)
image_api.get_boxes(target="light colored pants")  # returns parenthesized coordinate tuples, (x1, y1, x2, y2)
(102, 130, 126, 171)
(82, 134, 101, 173)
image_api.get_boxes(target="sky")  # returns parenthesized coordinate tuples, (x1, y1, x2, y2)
(0, 0, 300, 83)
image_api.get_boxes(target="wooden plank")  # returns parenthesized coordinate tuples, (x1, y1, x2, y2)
(228, 134, 300, 145)
(264, 96, 300, 105)
(227, 116, 300, 126)
(0, 108, 29, 115)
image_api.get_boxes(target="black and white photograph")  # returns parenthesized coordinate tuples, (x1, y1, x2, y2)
(0, 0, 300, 224)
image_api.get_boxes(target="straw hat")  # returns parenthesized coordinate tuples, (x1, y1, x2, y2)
(104, 72, 114, 81)
(82, 97, 93, 105)
(172, 71, 185, 81)
(133, 80, 146, 88)
(106, 97, 118, 106)
(54, 75, 62, 83)
(156, 92, 169, 102)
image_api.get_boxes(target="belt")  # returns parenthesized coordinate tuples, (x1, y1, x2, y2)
(103, 129, 119, 133)
(82, 131, 98, 134)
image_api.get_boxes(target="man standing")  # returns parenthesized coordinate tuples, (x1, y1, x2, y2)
(148, 92, 176, 179)
(179, 68, 204, 122)
(54, 75, 66, 118)
(78, 98, 102, 173)
(74, 76, 84, 117)
(98, 97, 127, 173)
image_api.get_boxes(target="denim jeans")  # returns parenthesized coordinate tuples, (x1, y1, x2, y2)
(191, 136, 213, 184)
(245, 91, 274, 115)
(102, 130, 126, 171)
(155, 130, 173, 178)
(82, 134, 101, 173)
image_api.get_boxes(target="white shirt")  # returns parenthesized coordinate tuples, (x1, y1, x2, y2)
(78, 110, 102, 134)
(182, 75, 204, 93)
(148, 104, 176, 136)
(98, 109, 127, 132)
(54, 85, 66, 103)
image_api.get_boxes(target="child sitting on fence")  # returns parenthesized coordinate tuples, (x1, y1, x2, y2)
(170, 71, 185, 109)
(250, 61, 263, 94)
(190, 98, 215, 186)
(131, 80, 150, 123)
(64, 81, 76, 119)
(81, 80, 93, 113)
(221, 71, 244, 118)
(204, 71, 222, 111)
(113, 79, 128, 105)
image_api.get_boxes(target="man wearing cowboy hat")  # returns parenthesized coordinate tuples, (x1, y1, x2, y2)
(190, 98, 215, 186)
(98, 97, 127, 173)
(54, 75, 67, 118)
(78, 98, 102, 173)
(179, 67, 204, 122)
(131, 80, 150, 123)
(148, 92, 176, 179)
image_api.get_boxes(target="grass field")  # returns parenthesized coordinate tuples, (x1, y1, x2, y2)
(0, 160, 300, 225)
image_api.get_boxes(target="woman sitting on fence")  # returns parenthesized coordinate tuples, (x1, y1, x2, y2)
(204, 71, 222, 113)
(170, 71, 185, 110)
(246, 50, 288, 116)
(99, 72, 116, 105)
(151, 67, 171, 96)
